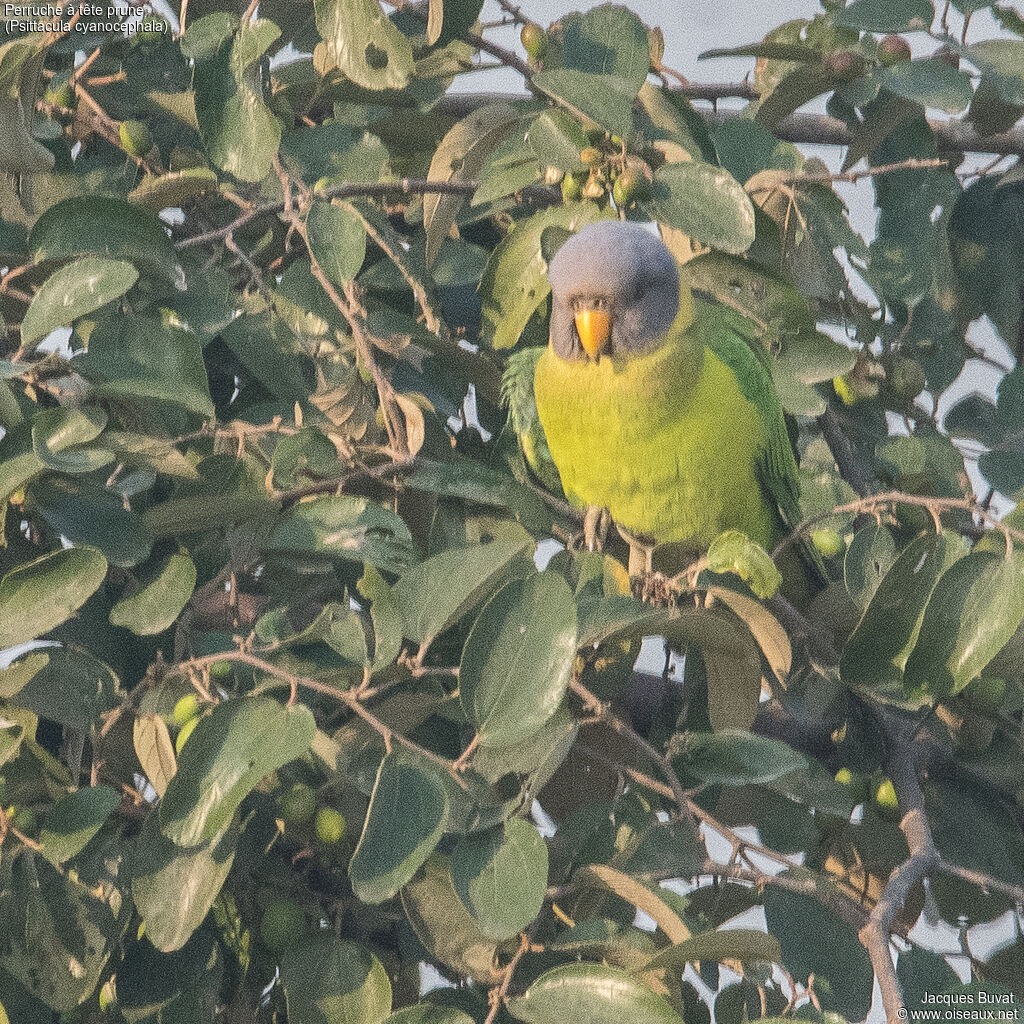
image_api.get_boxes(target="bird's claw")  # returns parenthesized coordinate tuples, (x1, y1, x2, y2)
(583, 505, 611, 553)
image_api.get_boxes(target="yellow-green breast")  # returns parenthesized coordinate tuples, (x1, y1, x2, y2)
(533, 319, 776, 551)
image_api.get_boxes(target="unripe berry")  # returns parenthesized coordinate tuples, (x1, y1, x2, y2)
(877, 34, 911, 66)
(561, 173, 583, 203)
(278, 783, 316, 827)
(119, 120, 152, 158)
(315, 807, 347, 844)
(812, 527, 846, 559)
(520, 23, 547, 61)
(826, 51, 866, 81)
(612, 167, 642, 207)
(173, 693, 200, 727)
(259, 898, 306, 953)
(175, 715, 199, 754)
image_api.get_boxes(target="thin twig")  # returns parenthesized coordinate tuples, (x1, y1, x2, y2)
(569, 678, 693, 823)
(174, 179, 553, 250)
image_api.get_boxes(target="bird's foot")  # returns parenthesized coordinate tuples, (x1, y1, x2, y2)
(581, 505, 611, 553)
(631, 570, 675, 607)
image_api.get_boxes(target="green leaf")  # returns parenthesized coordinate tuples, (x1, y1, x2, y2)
(281, 125, 390, 185)
(0, 856, 118, 1013)
(965, 40, 1024, 105)
(357, 564, 404, 672)
(480, 201, 607, 350)
(384, 1007, 474, 1024)
(641, 161, 755, 254)
(401, 854, 499, 982)
(266, 496, 416, 574)
(559, 5, 652, 90)
(314, 0, 415, 91)
(706, 530, 782, 599)
(77, 314, 215, 417)
(674, 730, 807, 786)
(158, 696, 316, 846)
(835, 0, 934, 31)
(840, 533, 967, 691)
(116, 925, 224, 1019)
(0, 646, 119, 728)
(392, 537, 533, 647)
(578, 864, 690, 942)
(878, 58, 973, 114)
(31, 405, 112, 474)
(109, 552, 197, 635)
(349, 752, 449, 904)
(30, 477, 152, 568)
(19, 257, 138, 349)
(532, 70, 639, 141)
(0, 546, 108, 648)
(460, 572, 576, 748)
(527, 109, 588, 172)
(508, 964, 685, 1024)
(763, 883, 873, 1020)
(423, 103, 521, 267)
(844, 524, 897, 608)
(903, 552, 1024, 698)
(306, 201, 367, 285)
(130, 811, 240, 952)
(128, 168, 219, 212)
(38, 786, 120, 866)
(648, 928, 782, 971)
(193, 17, 282, 182)
(28, 196, 180, 282)
(451, 819, 548, 940)
(281, 936, 392, 1024)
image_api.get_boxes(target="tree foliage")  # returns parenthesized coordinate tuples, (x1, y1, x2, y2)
(1, 0, 1024, 1021)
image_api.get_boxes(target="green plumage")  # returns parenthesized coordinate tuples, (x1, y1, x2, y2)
(532, 298, 800, 554)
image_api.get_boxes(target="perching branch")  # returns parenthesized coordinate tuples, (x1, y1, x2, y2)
(174, 178, 556, 250)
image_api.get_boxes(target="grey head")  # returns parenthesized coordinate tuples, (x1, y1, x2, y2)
(547, 221, 680, 361)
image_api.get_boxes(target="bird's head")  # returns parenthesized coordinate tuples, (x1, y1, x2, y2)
(547, 221, 681, 362)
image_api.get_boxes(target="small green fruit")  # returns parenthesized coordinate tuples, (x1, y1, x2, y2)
(260, 898, 306, 953)
(812, 527, 846, 559)
(956, 710, 996, 753)
(209, 660, 232, 679)
(175, 715, 199, 754)
(119, 120, 152, 158)
(872, 777, 900, 820)
(877, 34, 911, 66)
(826, 50, 866, 81)
(278, 782, 316, 826)
(520, 22, 547, 61)
(961, 675, 1007, 714)
(612, 167, 642, 207)
(886, 356, 926, 402)
(11, 807, 38, 836)
(315, 807, 347, 845)
(45, 81, 76, 109)
(561, 173, 583, 203)
(173, 693, 200, 727)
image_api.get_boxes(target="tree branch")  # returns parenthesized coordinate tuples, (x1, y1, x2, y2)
(174, 179, 556, 250)
(433, 92, 1024, 156)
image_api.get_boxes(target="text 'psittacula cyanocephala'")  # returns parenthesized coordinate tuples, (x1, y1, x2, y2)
(510, 220, 805, 581)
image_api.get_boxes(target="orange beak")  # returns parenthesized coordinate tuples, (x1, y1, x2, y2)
(575, 308, 611, 359)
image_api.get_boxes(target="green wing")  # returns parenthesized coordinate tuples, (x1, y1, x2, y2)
(693, 300, 803, 535)
(501, 347, 564, 495)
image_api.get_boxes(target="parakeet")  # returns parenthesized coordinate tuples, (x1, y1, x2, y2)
(513, 220, 805, 579)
